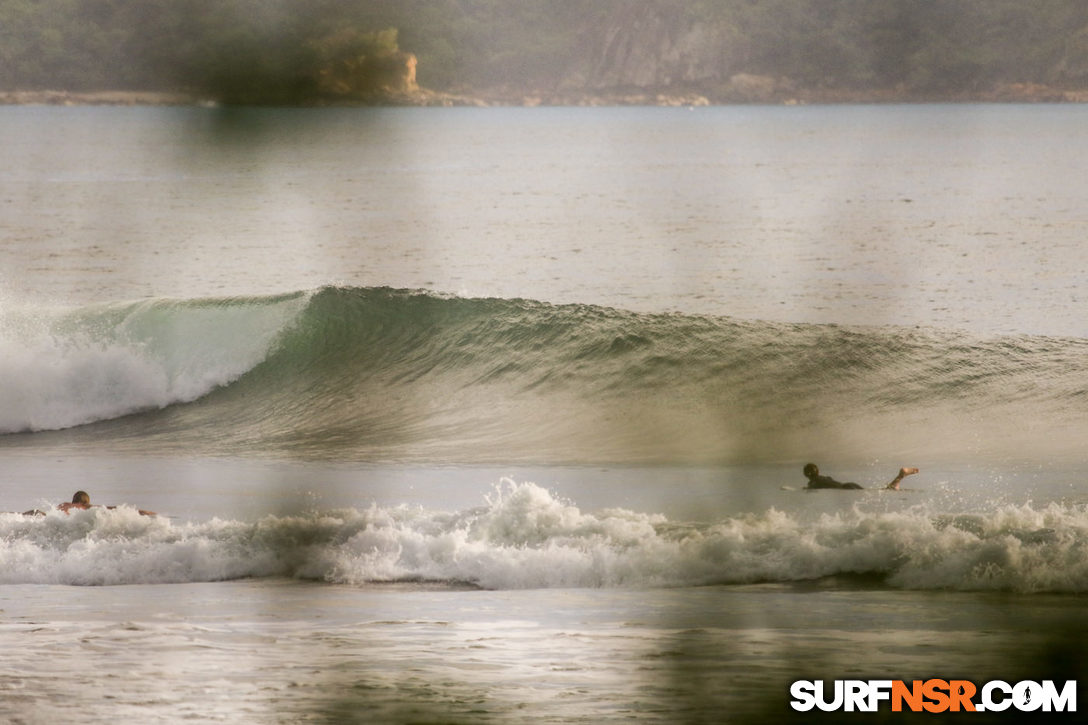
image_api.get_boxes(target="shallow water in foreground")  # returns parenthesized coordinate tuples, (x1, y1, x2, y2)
(1, 462, 1086, 722)
(2, 579, 1083, 724)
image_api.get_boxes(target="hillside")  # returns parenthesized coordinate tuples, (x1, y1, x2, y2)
(3, 0, 1088, 104)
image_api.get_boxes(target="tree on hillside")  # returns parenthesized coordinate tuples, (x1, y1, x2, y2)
(4, 0, 1088, 100)
(310, 28, 418, 97)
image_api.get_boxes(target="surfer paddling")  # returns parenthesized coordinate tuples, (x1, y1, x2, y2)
(23, 490, 156, 517)
(803, 464, 919, 491)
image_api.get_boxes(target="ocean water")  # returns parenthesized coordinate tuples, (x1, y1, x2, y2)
(1, 104, 1087, 723)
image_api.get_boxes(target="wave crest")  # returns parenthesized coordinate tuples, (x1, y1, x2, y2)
(0, 293, 309, 433)
(5, 286, 1088, 464)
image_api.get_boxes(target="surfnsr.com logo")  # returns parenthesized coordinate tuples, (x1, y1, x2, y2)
(790, 679, 1077, 713)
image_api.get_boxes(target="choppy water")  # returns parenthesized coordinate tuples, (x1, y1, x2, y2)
(1, 104, 1087, 723)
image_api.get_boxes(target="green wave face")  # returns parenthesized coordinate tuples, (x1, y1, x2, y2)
(5, 286, 1087, 465)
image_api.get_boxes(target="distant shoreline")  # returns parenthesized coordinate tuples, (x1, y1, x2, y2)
(0, 90, 205, 107)
(4, 84, 1088, 108)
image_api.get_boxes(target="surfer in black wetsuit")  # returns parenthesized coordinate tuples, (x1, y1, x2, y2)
(803, 463, 919, 491)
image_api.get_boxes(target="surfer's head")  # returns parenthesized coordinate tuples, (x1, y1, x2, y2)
(71, 491, 90, 505)
(802, 463, 819, 480)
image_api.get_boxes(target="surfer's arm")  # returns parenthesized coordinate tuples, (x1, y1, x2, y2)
(885, 467, 920, 490)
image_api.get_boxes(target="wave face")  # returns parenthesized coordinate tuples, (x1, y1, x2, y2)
(3, 286, 1088, 463)
(2, 481, 1086, 592)
(0, 293, 309, 433)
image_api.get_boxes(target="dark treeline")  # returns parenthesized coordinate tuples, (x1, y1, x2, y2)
(2, 0, 1088, 103)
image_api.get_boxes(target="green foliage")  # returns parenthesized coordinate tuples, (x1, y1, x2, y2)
(310, 28, 417, 97)
(2, 0, 1088, 100)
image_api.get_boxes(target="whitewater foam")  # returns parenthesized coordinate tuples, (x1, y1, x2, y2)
(3, 481, 1086, 592)
(0, 293, 308, 433)
(4, 286, 1088, 465)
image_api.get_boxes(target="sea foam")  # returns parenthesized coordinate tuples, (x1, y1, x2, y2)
(3, 481, 1086, 592)
(0, 294, 308, 432)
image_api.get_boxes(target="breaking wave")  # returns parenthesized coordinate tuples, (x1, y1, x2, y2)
(2, 481, 1086, 593)
(3, 286, 1087, 464)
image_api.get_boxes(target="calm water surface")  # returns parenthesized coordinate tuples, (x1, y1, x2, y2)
(1, 104, 1085, 335)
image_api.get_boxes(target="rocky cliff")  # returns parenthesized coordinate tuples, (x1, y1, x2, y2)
(573, 4, 735, 90)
